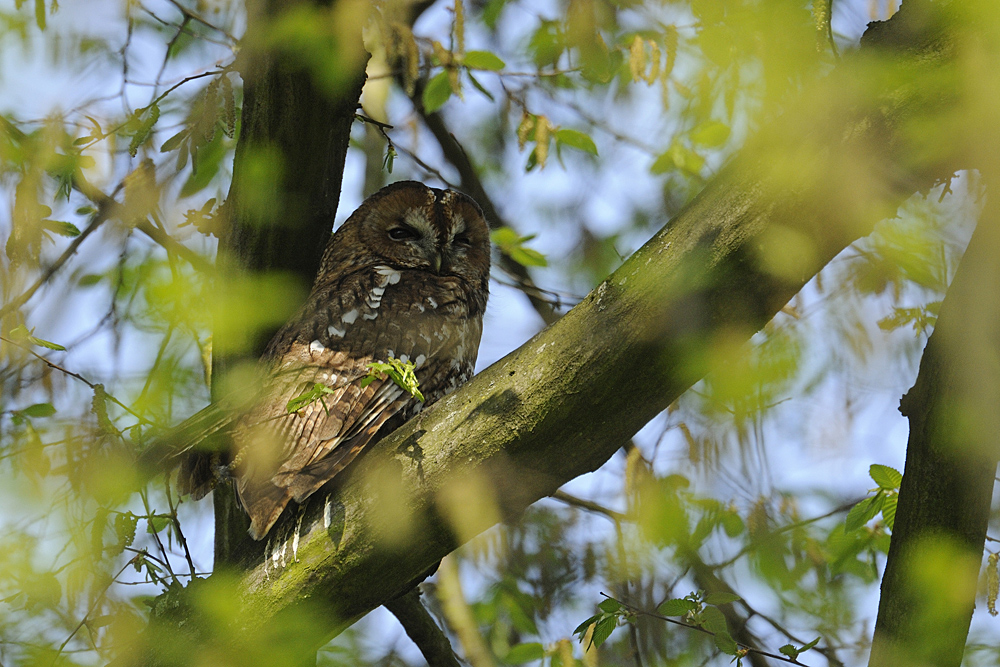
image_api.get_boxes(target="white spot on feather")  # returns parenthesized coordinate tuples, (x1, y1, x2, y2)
(399, 354, 409, 363)
(309, 340, 325, 353)
(363, 312, 378, 320)
(324, 497, 332, 529)
(342, 309, 359, 324)
(328, 325, 346, 338)
(426, 296, 438, 309)
(292, 513, 304, 562)
(376, 266, 402, 284)
(415, 354, 426, 367)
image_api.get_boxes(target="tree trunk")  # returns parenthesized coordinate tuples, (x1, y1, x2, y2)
(211, 0, 368, 568)
(868, 185, 1000, 666)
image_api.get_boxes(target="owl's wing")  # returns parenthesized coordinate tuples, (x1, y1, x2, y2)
(233, 348, 416, 539)
(234, 268, 483, 540)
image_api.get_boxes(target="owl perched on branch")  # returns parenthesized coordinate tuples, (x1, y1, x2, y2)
(182, 181, 491, 539)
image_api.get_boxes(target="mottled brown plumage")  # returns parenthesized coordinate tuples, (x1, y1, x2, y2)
(195, 181, 490, 539)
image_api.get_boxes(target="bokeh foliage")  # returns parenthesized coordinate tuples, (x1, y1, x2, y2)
(1, 0, 998, 666)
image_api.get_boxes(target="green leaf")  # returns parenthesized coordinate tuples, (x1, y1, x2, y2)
(882, 495, 897, 530)
(869, 464, 902, 489)
(651, 143, 705, 175)
(9, 325, 67, 351)
(466, 71, 495, 101)
(146, 514, 171, 535)
(180, 129, 225, 196)
(78, 273, 104, 287)
(482, 0, 507, 29)
(115, 512, 138, 549)
(572, 613, 601, 637)
(365, 357, 424, 402)
(160, 129, 188, 153)
(689, 120, 731, 147)
(128, 104, 160, 158)
(555, 129, 598, 156)
(799, 637, 821, 652)
(505, 642, 545, 664)
(34, 0, 45, 30)
(423, 71, 453, 113)
(463, 50, 505, 70)
(591, 615, 617, 649)
(845, 495, 880, 532)
(286, 383, 337, 414)
(713, 629, 739, 656)
(491, 228, 548, 267)
(657, 598, 697, 616)
(699, 605, 729, 636)
(721, 510, 745, 537)
(598, 598, 622, 613)
(779, 644, 799, 658)
(42, 220, 81, 237)
(704, 592, 741, 606)
(20, 403, 56, 418)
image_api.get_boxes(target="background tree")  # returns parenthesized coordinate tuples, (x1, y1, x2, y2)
(1, 1, 999, 667)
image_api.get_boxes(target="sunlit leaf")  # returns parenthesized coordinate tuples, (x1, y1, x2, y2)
(423, 71, 453, 113)
(845, 495, 881, 532)
(869, 464, 902, 489)
(19, 403, 56, 418)
(491, 227, 548, 267)
(41, 220, 81, 237)
(463, 50, 505, 70)
(689, 120, 730, 147)
(704, 592, 741, 605)
(505, 642, 545, 664)
(598, 597, 622, 613)
(657, 598, 697, 616)
(363, 357, 424, 402)
(555, 129, 598, 155)
(590, 614, 617, 648)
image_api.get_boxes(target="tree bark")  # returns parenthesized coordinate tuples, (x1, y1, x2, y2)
(867, 188, 1000, 666)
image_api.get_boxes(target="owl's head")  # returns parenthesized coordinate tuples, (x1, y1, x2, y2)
(319, 181, 491, 288)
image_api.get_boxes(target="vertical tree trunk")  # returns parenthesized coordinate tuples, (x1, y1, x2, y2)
(869, 180, 1000, 666)
(213, 0, 368, 567)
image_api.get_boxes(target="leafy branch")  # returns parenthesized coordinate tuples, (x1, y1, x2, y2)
(574, 593, 820, 666)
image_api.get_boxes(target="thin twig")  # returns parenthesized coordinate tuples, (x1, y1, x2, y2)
(707, 501, 858, 571)
(165, 0, 238, 42)
(603, 594, 813, 667)
(551, 490, 626, 521)
(51, 559, 133, 665)
(0, 211, 110, 320)
(0, 335, 151, 425)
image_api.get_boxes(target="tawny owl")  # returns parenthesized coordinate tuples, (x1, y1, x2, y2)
(184, 181, 490, 540)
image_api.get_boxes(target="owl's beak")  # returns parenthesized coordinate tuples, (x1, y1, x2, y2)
(432, 252, 442, 274)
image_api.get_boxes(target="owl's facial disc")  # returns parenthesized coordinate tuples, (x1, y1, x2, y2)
(385, 210, 444, 273)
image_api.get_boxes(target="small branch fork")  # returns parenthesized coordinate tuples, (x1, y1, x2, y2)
(602, 594, 815, 667)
